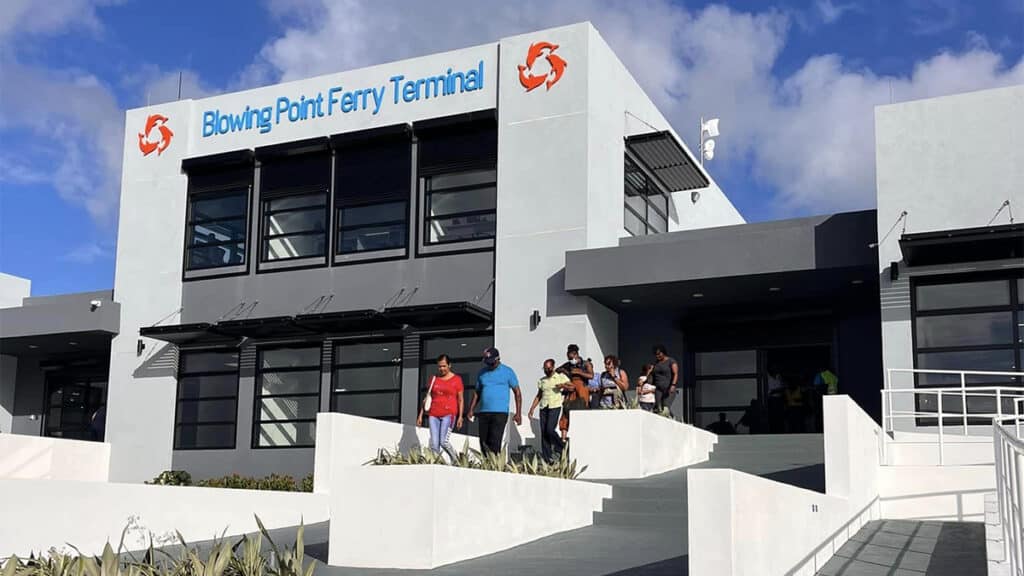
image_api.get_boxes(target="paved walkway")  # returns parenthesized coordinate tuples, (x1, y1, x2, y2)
(302, 434, 826, 575)
(815, 520, 987, 576)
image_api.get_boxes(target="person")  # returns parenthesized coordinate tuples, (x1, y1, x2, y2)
(587, 359, 603, 409)
(705, 412, 736, 435)
(650, 345, 679, 417)
(766, 366, 784, 396)
(416, 354, 464, 461)
(637, 364, 656, 411)
(598, 355, 629, 409)
(556, 344, 593, 436)
(737, 399, 764, 434)
(467, 347, 522, 456)
(528, 359, 570, 462)
(814, 366, 839, 395)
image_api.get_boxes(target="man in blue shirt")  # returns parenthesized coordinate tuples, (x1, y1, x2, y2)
(467, 347, 522, 456)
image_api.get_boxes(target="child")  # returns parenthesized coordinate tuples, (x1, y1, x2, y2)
(637, 364, 655, 412)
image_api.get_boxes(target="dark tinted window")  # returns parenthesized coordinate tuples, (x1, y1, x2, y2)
(175, 350, 239, 449)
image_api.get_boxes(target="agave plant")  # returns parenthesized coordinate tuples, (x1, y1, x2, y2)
(255, 518, 313, 576)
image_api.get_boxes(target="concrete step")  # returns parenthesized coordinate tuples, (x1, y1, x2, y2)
(611, 485, 685, 501)
(601, 497, 686, 514)
(593, 510, 687, 529)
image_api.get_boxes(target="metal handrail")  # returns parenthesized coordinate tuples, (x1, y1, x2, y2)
(994, 413, 1024, 575)
(880, 369, 1024, 466)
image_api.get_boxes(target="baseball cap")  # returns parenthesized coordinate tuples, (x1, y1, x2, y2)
(482, 347, 500, 367)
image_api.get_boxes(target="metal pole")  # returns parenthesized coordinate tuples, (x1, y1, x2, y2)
(998, 388, 1003, 425)
(1016, 398, 1021, 440)
(699, 116, 704, 167)
(961, 373, 968, 435)
(937, 392, 945, 466)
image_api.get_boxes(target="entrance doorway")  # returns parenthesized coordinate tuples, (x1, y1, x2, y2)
(692, 345, 832, 434)
(43, 373, 107, 441)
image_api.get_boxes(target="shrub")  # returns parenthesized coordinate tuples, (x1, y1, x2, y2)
(300, 474, 314, 493)
(147, 471, 315, 492)
(369, 441, 587, 480)
(0, 516, 315, 576)
(147, 470, 193, 486)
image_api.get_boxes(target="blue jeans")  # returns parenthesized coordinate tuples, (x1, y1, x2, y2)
(428, 415, 458, 461)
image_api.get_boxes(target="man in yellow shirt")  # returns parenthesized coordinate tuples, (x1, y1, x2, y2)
(528, 358, 571, 463)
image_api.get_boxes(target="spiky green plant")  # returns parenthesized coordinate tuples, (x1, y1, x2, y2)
(255, 518, 313, 576)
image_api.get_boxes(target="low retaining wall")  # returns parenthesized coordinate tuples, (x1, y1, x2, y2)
(570, 409, 717, 479)
(0, 479, 328, 557)
(328, 465, 611, 569)
(0, 434, 110, 481)
(878, 465, 994, 522)
(313, 412, 480, 493)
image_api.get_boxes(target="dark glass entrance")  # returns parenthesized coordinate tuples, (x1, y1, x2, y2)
(43, 373, 107, 441)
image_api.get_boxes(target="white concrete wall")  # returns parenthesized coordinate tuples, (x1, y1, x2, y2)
(875, 86, 1024, 427)
(824, 396, 882, 514)
(0, 272, 30, 309)
(0, 434, 110, 481)
(313, 412, 479, 493)
(0, 479, 328, 557)
(328, 465, 611, 569)
(886, 431, 995, 465)
(879, 465, 995, 522)
(570, 409, 716, 479)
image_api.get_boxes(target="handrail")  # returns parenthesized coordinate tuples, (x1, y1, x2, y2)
(994, 417, 1024, 575)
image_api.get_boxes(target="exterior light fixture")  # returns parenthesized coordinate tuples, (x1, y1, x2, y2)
(692, 292, 704, 298)
(699, 117, 721, 166)
(136, 339, 145, 357)
(530, 309, 542, 331)
(769, 287, 781, 292)
(852, 279, 864, 285)
(621, 298, 633, 304)
(28, 344, 39, 349)
(68, 341, 78, 346)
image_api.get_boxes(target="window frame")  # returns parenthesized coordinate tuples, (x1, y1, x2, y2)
(330, 339, 403, 422)
(421, 169, 497, 247)
(174, 348, 240, 451)
(252, 344, 323, 450)
(182, 171, 253, 281)
(258, 188, 330, 266)
(910, 271, 1024, 425)
(624, 152, 672, 237)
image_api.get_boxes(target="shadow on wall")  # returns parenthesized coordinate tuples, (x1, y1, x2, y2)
(132, 343, 178, 379)
(813, 211, 878, 270)
(545, 268, 588, 319)
(762, 463, 825, 493)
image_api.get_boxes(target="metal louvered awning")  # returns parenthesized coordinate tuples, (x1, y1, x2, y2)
(626, 131, 709, 192)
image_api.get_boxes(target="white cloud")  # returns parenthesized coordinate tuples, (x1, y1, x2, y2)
(816, 0, 859, 24)
(0, 0, 121, 43)
(62, 241, 113, 264)
(247, 1, 1024, 216)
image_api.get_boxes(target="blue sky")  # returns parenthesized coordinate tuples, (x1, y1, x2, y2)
(1, 0, 1021, 296)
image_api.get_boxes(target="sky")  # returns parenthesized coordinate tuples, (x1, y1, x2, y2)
(0, 0, 1022, 296)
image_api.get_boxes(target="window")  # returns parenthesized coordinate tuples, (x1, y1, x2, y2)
(417, 119, 497, 249)
(912, 274, 1024, 421)
(335, 137, 411, 257)
(184, 165, 252, 272)
(424, 169, 496, 244)
(259, 150, 331, 264)
(254, 346, 321, 448)
(175, 350, 239, 450)
(332, 341, 402, 421)
(693, 350, 757, 431)
(419, 333, 492, 437)
(624, 156, 670, 236)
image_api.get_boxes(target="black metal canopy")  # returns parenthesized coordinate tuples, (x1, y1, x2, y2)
(900, 223, 1023, 267)
(625, 131, 709, 192)
(138, 322, 233, 346)
(381, 301, 492, 329)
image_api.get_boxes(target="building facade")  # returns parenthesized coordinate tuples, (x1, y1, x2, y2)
(0, 24, 1019, 484)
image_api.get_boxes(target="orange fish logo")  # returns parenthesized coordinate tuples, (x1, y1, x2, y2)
(138, 114, 174, 156)
(517, 41, 567, 92)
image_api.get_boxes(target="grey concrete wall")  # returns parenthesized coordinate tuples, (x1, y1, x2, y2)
(0, 355, 15, 433)
(0, 291, 119, 339)
(180, 252, 493, 323)
(11, 356, 43, 435)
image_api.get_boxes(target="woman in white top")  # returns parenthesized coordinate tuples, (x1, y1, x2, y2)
(637, 364, 656, 411)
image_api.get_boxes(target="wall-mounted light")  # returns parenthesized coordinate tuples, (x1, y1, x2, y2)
(136, 339, 146, 357)
(691, 191, 701, 204)
(90, 299, 102, 311)
(530, 309, 542, 331)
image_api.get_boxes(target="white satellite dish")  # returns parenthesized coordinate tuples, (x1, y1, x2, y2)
(702, 117, 721, 138)
(703, 138, 716, 160)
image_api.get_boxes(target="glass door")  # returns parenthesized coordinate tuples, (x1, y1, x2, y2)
(44, 374, 107, 441)
(693, 350, 758, 433)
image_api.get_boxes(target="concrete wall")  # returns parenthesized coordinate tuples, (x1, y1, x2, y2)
(11, 355, 43, 435)
(313, 411, 479, 493)
(0, 272, 30, 309)
(875, 86, 1024, 417)
(879, 465, 995, 522)
(328, 465, 611, 569)
(0, 479, 328, 557)
(0, 434, 110, 481)
(571, 409, 716, 479)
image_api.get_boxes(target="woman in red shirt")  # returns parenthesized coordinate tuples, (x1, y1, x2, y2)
(417, 354, 464, 460)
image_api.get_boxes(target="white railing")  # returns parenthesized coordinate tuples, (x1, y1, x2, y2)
(995, 403, 1024, 576)
(881, 368, 1024, 465)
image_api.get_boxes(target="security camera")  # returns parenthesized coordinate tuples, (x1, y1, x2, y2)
(90, 300, 102, 310)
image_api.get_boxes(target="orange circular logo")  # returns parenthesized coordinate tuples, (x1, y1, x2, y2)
(517, 42, 567, 92)
(138, 114, 174, 156)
